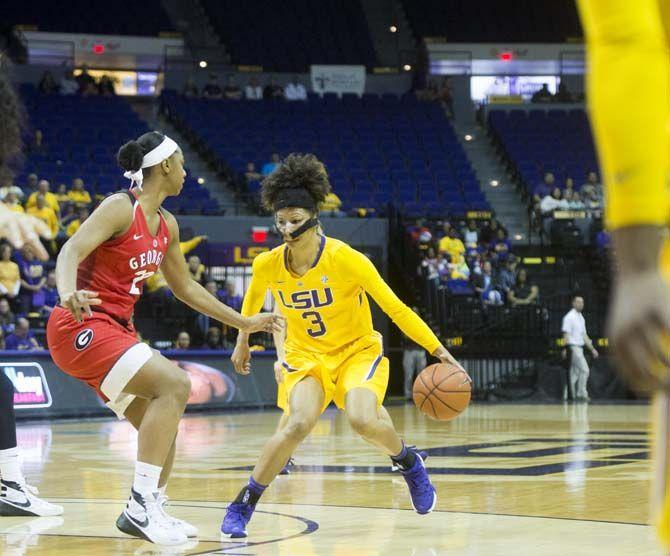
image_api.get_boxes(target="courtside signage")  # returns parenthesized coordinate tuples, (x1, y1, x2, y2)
(0, 362, 53, 409)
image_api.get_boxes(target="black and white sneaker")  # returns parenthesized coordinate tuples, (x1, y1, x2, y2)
(0, 480, 63, 517)
(116, 489, 188, 546)
(156, 494, 198, 538)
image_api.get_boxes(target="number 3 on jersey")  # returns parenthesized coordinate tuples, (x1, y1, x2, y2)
(302, 311, 326, 337)
(129, 269, 155, 295)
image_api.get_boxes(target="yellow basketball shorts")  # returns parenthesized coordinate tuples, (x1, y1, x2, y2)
(279, 332, 389, 415)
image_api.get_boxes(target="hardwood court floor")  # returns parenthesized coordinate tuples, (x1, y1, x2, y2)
(0, 403, 663, 555)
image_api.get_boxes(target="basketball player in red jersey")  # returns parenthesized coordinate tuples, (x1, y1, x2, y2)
(46, 131, 283, 546)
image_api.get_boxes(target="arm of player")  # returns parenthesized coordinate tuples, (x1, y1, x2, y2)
(160, 212, 281, 335)
(231, 255, 271, 375)
(56, 194, 133, 321)
(272, 304, 287, 383)
(338, 247, 462, 369)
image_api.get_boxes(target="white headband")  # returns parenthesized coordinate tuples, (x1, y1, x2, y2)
(123, 135, 179, 189)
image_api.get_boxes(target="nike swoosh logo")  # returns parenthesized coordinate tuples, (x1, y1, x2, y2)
(1, 494, 31, 508)
(126, 511, 149, 528)
(133, 234, 143, 240)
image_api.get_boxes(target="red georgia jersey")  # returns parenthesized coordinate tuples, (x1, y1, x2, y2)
(77, 193, 170, 324)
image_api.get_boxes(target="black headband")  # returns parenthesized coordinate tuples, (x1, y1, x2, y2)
(273, 188, 317, 212)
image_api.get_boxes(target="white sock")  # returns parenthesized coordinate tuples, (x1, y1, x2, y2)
(0, 447, 24, 484)
(133, 461, 161, 496)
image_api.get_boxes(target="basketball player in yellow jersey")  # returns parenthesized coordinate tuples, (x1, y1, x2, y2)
(221, 154, 461, 538)
(577, 0, 670, 545)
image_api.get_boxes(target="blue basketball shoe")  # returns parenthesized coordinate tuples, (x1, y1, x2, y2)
(221, 502, 255, 538)
(400, 449, 437, 514)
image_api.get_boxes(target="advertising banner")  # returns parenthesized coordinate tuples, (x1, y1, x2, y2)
(310, 65, 366, 97)
(1, 351, 279, 419)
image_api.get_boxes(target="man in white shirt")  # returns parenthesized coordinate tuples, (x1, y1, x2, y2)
(244, 77, 263, 100)
(561, 296, 599, 401)
(285, 76, 307, 101)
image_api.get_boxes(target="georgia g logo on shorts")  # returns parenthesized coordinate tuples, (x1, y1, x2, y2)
(74, 328, 94, 351)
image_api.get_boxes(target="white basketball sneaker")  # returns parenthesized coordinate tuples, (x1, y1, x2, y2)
(156, 494, 198, 538)
(116, 489, 188, 546)
(0, 480, 64, 517)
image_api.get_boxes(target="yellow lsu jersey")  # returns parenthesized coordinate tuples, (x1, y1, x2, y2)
(241, 235, 442, 355)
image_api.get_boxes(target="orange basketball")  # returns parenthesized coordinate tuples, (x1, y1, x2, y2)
(413, 363, 471, 421)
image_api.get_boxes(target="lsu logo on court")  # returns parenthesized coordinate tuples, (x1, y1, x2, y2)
(277, 288, 333, 310)
(74, 328, 94, 351)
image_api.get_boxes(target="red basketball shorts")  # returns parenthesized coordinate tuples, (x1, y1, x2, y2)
(46, 306, 153, 418)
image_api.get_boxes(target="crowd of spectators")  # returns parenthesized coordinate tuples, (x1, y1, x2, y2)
(183, 73, 307, 102)
(38, 65, 117, 97)
(410, 217, 540, 307)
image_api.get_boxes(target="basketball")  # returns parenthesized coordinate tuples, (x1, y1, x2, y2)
(413, 363, 472, 421)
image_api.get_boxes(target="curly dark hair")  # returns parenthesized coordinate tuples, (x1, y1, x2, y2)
(0, 68, 25, 186)
(260, 153, 331, 212)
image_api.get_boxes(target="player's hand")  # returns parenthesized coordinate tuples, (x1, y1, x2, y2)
(0, 203, 52, 261)
(607, 270, 670, 391)
(241, 313, 285, 334)
(432, 345, 467, 374)
(60, 290, 101, 323)
(591, 348, 599, 359)
(231, 342, 251, 375)
(273, 361, 284, 384)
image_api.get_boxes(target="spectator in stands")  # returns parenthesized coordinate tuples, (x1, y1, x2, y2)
(218, 280, 242, 312)
(564, 177, 576, 198)
(28, 129, 45, 154)
(223, 74, 243, 100)
(489, 228, 512, 261)
(540, 186, 569, 214)
(533, 172, 556, 205)
(68, 178, 92, 207)
(27, 194, 59, 238)
(508, 269, 539, 306)
(0, 245, 20, 301)
(462, 219, 479, 249)
(416, 79, 438, 102)
(245, 162, 263, 183)
(0, 298, 15, 332)
(182, 77, 199, 98)
(583, 188, 602, 210)
(554, 81, 574, 103)
(203, 326, 225, 349)
(39, 270, 59, 316)
(531, 83, 553, 103)
(26, 180, 59, 215)
(187, 255, 206, 283)
(4, 317, 42, 351)
(202, 73, 223, 99)
(76, 64, 96, 94)
(66, 206, 89, 237)
(2, 191, 24, 213)
(55, 183, 69, 207)
(438, 77, 454, 118)
(59, 68, 79, 95)
(17, 245, 45, 313)
(566, 190, 586, 210)
(420, 248, 440, 280)
(38, 71, 58, 95)
(262, 153, 281, 176)
(472, 261, 503, 305)
(0, 327, 4, 350)
(263, 77, 284, 100)
(244, 77, 263, 100)
(320, 191, 344, 217)
(438, 228, 465, 264)
(439, 220, 452, 239)
(174, 331, 191, 350)
(98, 75, 116, 96)
(495, 255, 518, 300)
(285, 76, 307, 101)
(24, 173, 38, 193)
(580, 171, 603, 201)
(0, 181, 24, 202)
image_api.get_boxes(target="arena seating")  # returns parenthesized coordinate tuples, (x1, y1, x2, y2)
(18, 85, 216, 214)
(401, 0, 581, 42)
(161, 91, 489, 217)
(488, 108, 599, 196)
(201, 0, 377, 71)
(5, 0, 173, 36)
